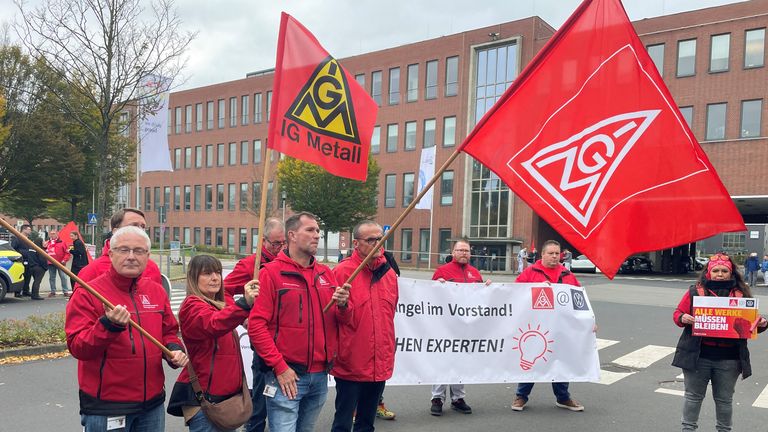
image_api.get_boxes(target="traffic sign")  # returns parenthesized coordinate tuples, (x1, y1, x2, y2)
(383, 225, 391, 234)
(87, 213, 98, 225)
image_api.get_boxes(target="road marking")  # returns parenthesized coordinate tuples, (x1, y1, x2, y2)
(753, 384, 768, 408)
(655, 388, 684, 397)
(612, 345, 676, 369)
(598, 370, 635, 385)
(596, 338, 619, 350)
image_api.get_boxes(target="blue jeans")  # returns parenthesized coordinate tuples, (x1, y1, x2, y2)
(516, 382, 570, 403)
(682, 358, 740, 432)
(265, 370, 328, 432)
(80, 403, 164, 431)
(187, 409, 238, 432)
(245, 356, 267, 432)
(48, 266, 69, 294)
(331, 378, 385, 432)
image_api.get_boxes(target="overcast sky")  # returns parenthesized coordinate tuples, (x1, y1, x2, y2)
(0, 0, 748, 90)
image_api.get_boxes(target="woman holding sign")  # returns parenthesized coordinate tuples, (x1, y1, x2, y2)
(672, 254, 767, 432)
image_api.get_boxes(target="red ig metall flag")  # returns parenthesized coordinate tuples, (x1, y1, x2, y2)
(459, 0, 745, 277)
(268, 13, 378, 181)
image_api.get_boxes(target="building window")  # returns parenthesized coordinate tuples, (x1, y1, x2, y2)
(195, 146, 202, 168)
(441, 170, 454, 205)
(206, 144, 213, 168)
(251, 228, 259, 253)
(388, 67, 400, 105)
(371, 126, 380, 154)
(174, 148, 182, 169)
(144, 187, 151, 210)
(445, 56, 458, 96)
(175, 106, 182, 133)
(254, 93, 262, 123)
(266, 91, 272, 122)
(184, 147, 192, 169)
(194, 228, 200, 245)
(185, 105, 192, 132)
(204, 227, 212, 246)
(722, 232, 745, 251)
(425, 60, 438, 100)
(251, 182, 261, 213)
(194, 185, 201, 211)
(745, 28, 765, 68)
(253, 139, 262, 164)
(705, 103, 727, 141)
(164, 186, 171, 209)
(443, 116, 456, 147)
(386, 123, 398, 153)
(406, 63, 418, 102)
(404, 121, 416, 151)
(709, 33, 730, 73)
(195, 103, 203, 131)
(740, 99, 762, 138)
(228, 183, 236, 211)
(240, 183, 248, 210)
(401, 229, 412, 261)
(206, 101, 214, 130)
(241, 95, 249, 125)
(239, 228, 248, 255)
(402, 173, 414, 207)
(438, 229, 452, 262)
(679, 106, 693, 129)
(474, 43, 518, 124)
(183, 186, 191, 211)
(384, 174, 396, 208)
(240, 141, 249, 165)
(267, 182, 274, 214)
(419, 229, 430, 262)
(184, 227, 191, 244)
(228, 142, 237, 165)
(153, 186, 160, 210)
(217, 99, 225, 128)
(423, 119, 436, 148)
(214, 184, 225, 211)
(647, 43, 664, 76)
(216, 228, 224, 248)
(355, 73, 365, 88)
(205, 185, 213, 210)
(217, 144, 225, 166)
(371, 71, 382, 106)
(229, 97, 237, 127)
(677, 39, 696, 77)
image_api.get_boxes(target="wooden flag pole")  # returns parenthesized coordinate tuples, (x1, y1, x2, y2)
(323, 147, 463, 312)
(0, 217, 174, 357)
(251, 149, 274, 279)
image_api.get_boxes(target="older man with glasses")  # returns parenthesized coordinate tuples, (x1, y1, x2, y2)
(429, 239, 490, 417)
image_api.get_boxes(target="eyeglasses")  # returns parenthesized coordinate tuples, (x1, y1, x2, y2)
(355, 237, 383, 245)
(266, 239, 286, 247)
(113, 247, 149, 257)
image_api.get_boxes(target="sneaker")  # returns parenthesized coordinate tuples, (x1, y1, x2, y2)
(48, 292, 56, 298)
(556, 399, 584, 412)
(376, 403, 396, 420)
(430, 398, 443, 416)
(63, 292, 71, 298)
(511, 397, 527, 411)
(451, 398, 472, 414)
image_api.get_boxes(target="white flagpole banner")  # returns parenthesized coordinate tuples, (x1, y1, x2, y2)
(388, 278, 600, 385)
(415, 146, 436, 210)
(139, 75, 173, 173)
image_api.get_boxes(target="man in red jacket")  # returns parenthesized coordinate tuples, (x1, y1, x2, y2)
(512, 239, 584, 412)
(65, 226, 188, 431)
(430, 239, 490, 416)
(44, 230, 71, 297)
(223, 217, 285, 432)
(75, 208, 162, 290)
(248, 212, 351, 432)
(331, 221, 399, 431)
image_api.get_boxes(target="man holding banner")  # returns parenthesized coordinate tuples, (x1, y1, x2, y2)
(513, 240, 584, 412)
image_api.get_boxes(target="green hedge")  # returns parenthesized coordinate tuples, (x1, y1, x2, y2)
(0, 313, 66, 349)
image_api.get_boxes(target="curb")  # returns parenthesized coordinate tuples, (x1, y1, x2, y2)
(0, 343, 68, 359)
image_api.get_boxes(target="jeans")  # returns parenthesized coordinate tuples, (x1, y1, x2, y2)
(245, 356, 267, 432)
(80, 403, 164, 431)
(264, 370, 328, 432)
(431, 384, 465, 402)
(48, 265, 69, 294)
(682, 358, 740, 432)
(516, 382, 570, 403)
(746, 270, 757, 287)
(187, 409, 238, 432)
(331, 378, 385, 432)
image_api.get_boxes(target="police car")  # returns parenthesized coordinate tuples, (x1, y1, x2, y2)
(0, 239, 25, 301)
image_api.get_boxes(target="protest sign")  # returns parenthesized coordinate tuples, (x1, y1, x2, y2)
(692, 296, 759, 339)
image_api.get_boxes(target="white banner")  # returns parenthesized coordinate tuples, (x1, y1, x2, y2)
(139, 75, 173, 173)
(415, 146, 435, 210)
(389, 278, 600, 385)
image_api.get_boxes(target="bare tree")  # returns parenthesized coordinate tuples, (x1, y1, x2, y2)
(13, 0, 195, 232)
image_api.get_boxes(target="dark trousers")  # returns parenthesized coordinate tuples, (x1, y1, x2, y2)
(245, 355, 267, 432)
(331, 378, 386, 432)
(21, 265, 32, 294)
(70, 266, 84, 290)
(29, 266, 46, 298)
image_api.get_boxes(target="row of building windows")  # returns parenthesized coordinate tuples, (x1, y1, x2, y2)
(354, 56, 460, 106)
(143, 182, 277, 213)
(678, 98, 764, 140)
(372, 116, 457, 154)
(170, 92, 273, 135)
(647, 27, 765, 78)
(382, 170, 455, 208)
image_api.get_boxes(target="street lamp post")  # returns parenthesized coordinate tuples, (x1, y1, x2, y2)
(281, 191, 287, 222)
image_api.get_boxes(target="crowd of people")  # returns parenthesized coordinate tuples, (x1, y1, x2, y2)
(4, 205, 759, 431)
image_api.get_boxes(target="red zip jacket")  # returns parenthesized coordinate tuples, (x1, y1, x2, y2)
(516, 260, 581, 286)
(75, 239, 162, 290)
(167, 295, 250, 415)
(223, 247, 277, 296)
(432, 260, 484, 283)
(44, 238, 70, 264)
(248, 251, 351, 375)
(331, 250, 398, 382)
(65, 266, 183, 415)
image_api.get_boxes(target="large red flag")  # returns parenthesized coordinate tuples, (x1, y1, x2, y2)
(268, 13, 378, 181)
(459, 0, 744, 277)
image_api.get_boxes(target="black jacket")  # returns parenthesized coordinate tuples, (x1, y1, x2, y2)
(70, 239, 89, 269)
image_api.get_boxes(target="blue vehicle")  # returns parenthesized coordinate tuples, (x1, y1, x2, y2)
(0, 240, 25, 302)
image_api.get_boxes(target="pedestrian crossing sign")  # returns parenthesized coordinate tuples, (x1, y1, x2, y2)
(87, 213, 98, 225)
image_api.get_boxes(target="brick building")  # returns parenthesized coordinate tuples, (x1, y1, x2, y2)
(132, 0, 767, 270)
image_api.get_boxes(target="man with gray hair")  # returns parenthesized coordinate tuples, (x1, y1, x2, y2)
(66, 226, 187, 431)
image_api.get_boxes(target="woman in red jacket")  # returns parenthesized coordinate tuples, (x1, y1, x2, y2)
(168, 255, 259, 431)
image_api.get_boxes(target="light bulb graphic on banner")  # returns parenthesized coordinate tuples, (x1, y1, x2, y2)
(513, 324, 554, 370)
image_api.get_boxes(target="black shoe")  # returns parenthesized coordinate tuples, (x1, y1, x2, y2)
(451, 398, 472, 414)
(22, 292, 31, 297)
(31, 296, 44, 300)
(14, 293, 22, 298)
(430, 398, 443, 416)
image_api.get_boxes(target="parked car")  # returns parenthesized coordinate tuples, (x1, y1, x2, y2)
(694, 256, 708, 271)
(619, 256, 653, 274)
(0, 240, 25, 302)
(571, 255, 600, 273)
